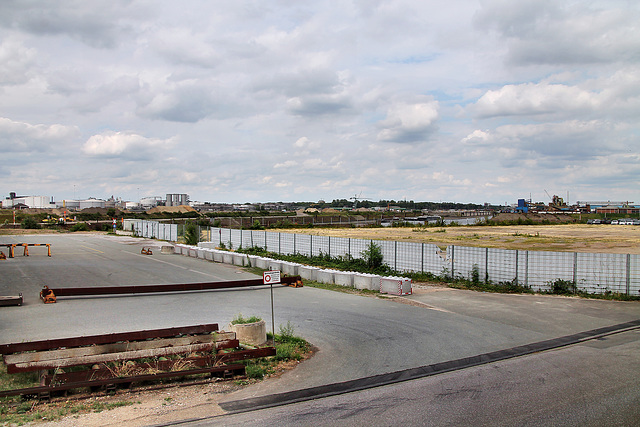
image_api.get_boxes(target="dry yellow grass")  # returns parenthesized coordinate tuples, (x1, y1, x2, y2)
(275, 224, 640, 254)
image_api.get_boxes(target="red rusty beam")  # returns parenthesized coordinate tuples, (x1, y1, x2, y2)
(39, 347, 274, 386)
(46, 276, 302, 298)
(0, 323, 219, 355)
(0, 364, 247, 398)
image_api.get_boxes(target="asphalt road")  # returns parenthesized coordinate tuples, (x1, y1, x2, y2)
(1, 233, 639, 425)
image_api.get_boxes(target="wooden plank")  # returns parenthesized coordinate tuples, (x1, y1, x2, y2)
(0, 323, 220, 354)
(4, 332, 236, 365)
(7, 342, 222, 373)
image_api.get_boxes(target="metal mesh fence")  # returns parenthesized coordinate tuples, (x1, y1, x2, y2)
(135, 223, 639, 296)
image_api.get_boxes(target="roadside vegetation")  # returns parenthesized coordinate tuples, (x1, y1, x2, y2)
(234, 244, 639, 301)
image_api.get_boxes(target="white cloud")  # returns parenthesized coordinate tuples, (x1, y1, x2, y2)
(82, 131, 173, 159)
(0, 37, 36, 85)
(0, 117, 79, 153)
(377, 101, 439, 143)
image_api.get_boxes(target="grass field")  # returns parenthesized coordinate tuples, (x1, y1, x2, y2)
(273, 224, 640, 254)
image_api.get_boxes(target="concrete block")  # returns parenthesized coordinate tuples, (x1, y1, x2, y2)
(222, 252, 234, 264)
(334, 271, 354, 287)
(255, 257, 270, 269)
(281, 261, 299, 276)
(228, 319, 267, 346)
(380, 276, 412, 295)
(232, 253, 247, 266)
(316, 269, 335, 284)
(298, 265, 319, 281)
(268, 260, 282, 272)
(212, 250, 224, 263)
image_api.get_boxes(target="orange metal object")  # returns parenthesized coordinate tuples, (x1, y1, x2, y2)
(39, 286, 57, 304)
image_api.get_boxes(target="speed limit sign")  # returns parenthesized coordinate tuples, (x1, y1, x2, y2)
(263, 271, 281, 284)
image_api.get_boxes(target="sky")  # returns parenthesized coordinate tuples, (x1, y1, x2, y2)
(1, 0, 639, 205)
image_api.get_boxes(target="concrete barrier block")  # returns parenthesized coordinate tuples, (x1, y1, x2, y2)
(188, 246, 198, 257)
(380, 276, 412, 295)
(246, 255, 259, 267)
(222, 253, 234, 264)
(255, 257, 270, 270)
(334, 271, 354, 287)
(203, 248, 215, 261)
(212, 250, 224, 263)
(232, 253, 247, 266)
(316, 269, 335, 284)
(268, 260, 283, 272)
(281, 261, 299, 276)
(298, 265, 319, 281)
(196, 248, 206, 259)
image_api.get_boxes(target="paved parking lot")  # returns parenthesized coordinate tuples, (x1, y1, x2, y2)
(2, 233, 639, 424)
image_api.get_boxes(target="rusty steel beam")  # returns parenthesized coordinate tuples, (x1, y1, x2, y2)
(0, 364, 247, 398)
(0, 323, 219, 355)
(40, 347, 274, 386)
(46, 275, 302, 298)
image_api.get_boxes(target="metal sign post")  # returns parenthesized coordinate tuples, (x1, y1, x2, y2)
(263, 271, 281, 342)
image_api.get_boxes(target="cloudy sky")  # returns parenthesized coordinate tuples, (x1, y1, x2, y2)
(1, 0, 639, 205)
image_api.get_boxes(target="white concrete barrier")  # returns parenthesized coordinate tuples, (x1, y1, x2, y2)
(281, 261, 299, 276)
(255, 257, 270, 269)
(380, 277, 412, 295)
(213, 250, 224, 263)
(316, 269, 336, 284)
(268, 260, 283, 272)
(298, 265, 319, 281)
(354, 273, 381, 290)
(222, 253, 234, 264)
(232, 253, 247, 266)
(334, 270, 354, 287)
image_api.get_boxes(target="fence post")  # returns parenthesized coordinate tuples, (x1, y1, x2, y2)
(278, 232, 281, 254)
(515, 250, 519, 284)
(240, 229, 243, 248)
(421, 243, 424, 274)
(310, 235, 313, 257)
(394, 241, 397, 271)
(485, 247, 489, 283)
(626, 254, 631, 295)
(294, 233, 296, 254)
(573, 252, 578, 284)
(328, 236, 331, 258)
(229, 228, 232, 248)
(265, 230, 267, 250)
(251, 229, 254, 247)
(348, 238, 351, 258)
(525, 251, 529, 289)
(451, 246, 455, 280)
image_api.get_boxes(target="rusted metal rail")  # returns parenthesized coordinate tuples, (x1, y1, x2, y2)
(0, 323, 221, 354)
(41, 275, 303, 301)
(0, 324, 277, 398)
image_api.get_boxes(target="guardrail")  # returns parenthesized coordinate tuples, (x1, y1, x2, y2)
(0, 243, 51, 258)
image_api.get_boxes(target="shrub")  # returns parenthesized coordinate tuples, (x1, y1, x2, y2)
(361, 242, 384, 270)
(184, 221, 198, 245)
(70, 222, 89, 232)
(551, 279, 577, 295)
(21, 217, 40, 229)
(231, 314, 262, 325)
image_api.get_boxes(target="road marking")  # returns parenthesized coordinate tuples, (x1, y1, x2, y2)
(80, 245, 104, 254)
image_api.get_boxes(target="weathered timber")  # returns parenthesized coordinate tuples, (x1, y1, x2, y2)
(4, 332, 237, 365)
(0, 323, 219, 354)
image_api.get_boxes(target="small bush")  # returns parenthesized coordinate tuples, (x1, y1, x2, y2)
(21, 217, 40, 229)
(551, 279, 577, 295)
(70, 222, 89, 232)
(231, 314, 262, 325)
(361, 241, 384, 270)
